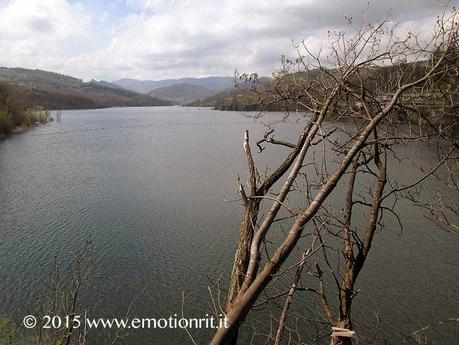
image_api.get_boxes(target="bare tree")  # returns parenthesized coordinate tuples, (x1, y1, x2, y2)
(212, 9, 458, 345)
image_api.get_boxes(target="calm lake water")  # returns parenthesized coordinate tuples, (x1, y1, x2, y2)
(0, 106, 457, 344)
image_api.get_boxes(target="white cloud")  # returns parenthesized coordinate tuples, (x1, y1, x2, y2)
(0, 0, 89, 38)
(0, 0, 456, 81)
(0, 0, 91, 75)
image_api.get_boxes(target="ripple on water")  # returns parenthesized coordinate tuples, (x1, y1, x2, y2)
(0, 107, 458, 344)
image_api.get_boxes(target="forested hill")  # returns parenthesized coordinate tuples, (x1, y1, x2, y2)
(188, 61, 459, 112)
(188, 81, 283, 111)
(0, 67, 171, 110)
(148, 83, 218, 104)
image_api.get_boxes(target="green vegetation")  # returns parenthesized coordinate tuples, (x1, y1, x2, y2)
(24, 106, 52, 125)
(0, 82, 53, 139)
(0, 107, 13, 139)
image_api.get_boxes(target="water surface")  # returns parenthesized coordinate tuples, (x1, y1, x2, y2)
(0, 107, 457, 344)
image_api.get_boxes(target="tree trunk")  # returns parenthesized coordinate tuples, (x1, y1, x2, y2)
(225, 200, 259, 345)
(330, 320, 354, 345)
(226, 200, 259, 308)
(331, 336, 353, 345)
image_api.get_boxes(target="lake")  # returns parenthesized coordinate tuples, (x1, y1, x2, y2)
(0, 106, 457, 344)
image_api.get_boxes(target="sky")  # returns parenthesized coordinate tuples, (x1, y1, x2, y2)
(0, 0, 456, 81)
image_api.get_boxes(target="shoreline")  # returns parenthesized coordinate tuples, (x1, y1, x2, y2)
(0, 122, 50, 141)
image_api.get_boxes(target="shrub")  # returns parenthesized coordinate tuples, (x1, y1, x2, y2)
(0, 107, 13, 136)
(23, 106, 49, 126)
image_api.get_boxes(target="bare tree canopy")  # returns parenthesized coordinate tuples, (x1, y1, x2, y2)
(210, 8, 458, 345)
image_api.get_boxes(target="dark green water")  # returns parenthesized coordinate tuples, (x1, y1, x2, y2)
(0, 107, 457, 344)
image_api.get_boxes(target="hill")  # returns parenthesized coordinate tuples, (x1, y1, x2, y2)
(0, 67, 171, 110)
(188, 63, 457, 112)
(112, 76, 235, 94)
(188, 79, 283, 111)
(148, 83, 219, 104)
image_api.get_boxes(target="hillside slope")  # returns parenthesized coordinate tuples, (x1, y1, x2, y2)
(188, 81, 283, 111)
(189, 63, 456, 112)
(148, 83, 218, 104)
(0, 67, 171, 109)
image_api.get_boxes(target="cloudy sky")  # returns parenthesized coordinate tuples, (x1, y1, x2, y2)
(0, 0, 456, 81)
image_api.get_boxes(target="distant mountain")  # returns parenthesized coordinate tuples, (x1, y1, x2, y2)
(147, 83, 220, 104)
(0, 67, 171, 109)
(112, 77, 236, 94)
(89, 79, 125, 90)
(188, 88, 265, 111)
(188, 77, 281, 111)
